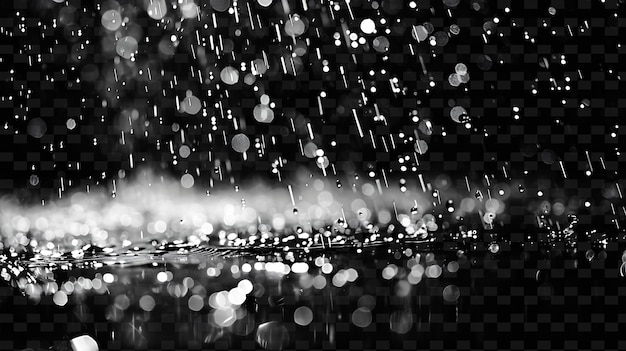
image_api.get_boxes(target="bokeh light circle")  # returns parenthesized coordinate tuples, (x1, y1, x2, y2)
(210, 0, 231, 12)
(442, 284, 461, 302)
(253, 104, 275, 123)
(181, 174, 195, 188)
(182, 95, 202, 115)
(294, 306, 313, 326)
(147, 0, 167, 20)
(53, 291, 68, 307)
(139, 295, 156, 312)
(231, 133, 251, 153)
(27, 118, 47, 138)
(116, 36, 138, 59)
(220, 66, 240, 85)
(188, 295, 204, 312)
(101, 10, 122, 31)
(360, 18, 376, 34)
(352, 307, 372, 328)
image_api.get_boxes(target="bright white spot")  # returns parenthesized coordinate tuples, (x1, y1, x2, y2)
(360, 18, 376, 34)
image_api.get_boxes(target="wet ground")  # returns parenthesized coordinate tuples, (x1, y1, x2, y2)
(0, 238, 623, 351)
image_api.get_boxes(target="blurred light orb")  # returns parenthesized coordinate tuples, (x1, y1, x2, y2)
(114, 294, 130, 310)
(210, 0, 231, 12)
(414, 139, 429, 155)
(158, 37, 176, 58)
(116, 36, 138, 59)
(157, 271, 168, 283)
(227, 287, 247, 305)
(220, 66, 240, 85)
(147, 0, 167, 20)
(188, 295, 204, 312)
(69, 335, 99, 351)
(448, 73, 461, 87)
(253, 58, 268, 75)
(425, 264, 442, 278)
(102, 273, 114, 284)
(244, 73, 257, 85)
(434, 31, 449, 46)
(213, 307, 237, 327)
(201, 222, 214, 235)
(294, 306, 313, 326)
(284, 15, 306, 37)
(257, 0, 273, 7)
(442, 284, 461, 302)
(360, 18, 376, 34)
(312, 275, 326, 289)
(260, 94, 270, 105)
(53, 291, 68, 307)
(450, 24, 461, 35)
(459, 72, 470, 83)
(316, 156, 330, 169)
(27, 118, 47, 138)
(282, 54, 303, 75)
(303, 142, 318, 158)
(181, 1, 199, 18)
(238, 279, 254, 294)
(181, 174, 195, 188)
(411, 25, 429, 42)
(101, 10, 122, 31)
(372, 36, 390, 52)
(351, 307, 372, 328)
(455, 62, 468, 75)
(450, 106, 467, 123)
(489, 242, 500, 253)
(389, 310, 413, 334)
(443, 0, 461, 7)
(182, 95, 201, 115)
(179, 145, 191, 158)
(66, 118, 77, 130)
(293, 40, 308, 56)
(358, 295, 376, 310)
(253, 104, 275, 123)
(291, 262, 309, 274)
(139, 295, 156, 311)
(231, 133, 251, 153)
(447, 261, 460, 273)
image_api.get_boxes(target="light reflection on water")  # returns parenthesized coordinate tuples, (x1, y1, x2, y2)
(0, 176, 622, 350)
(0, 176, 621, 349)
(1, 235, 612, 350)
